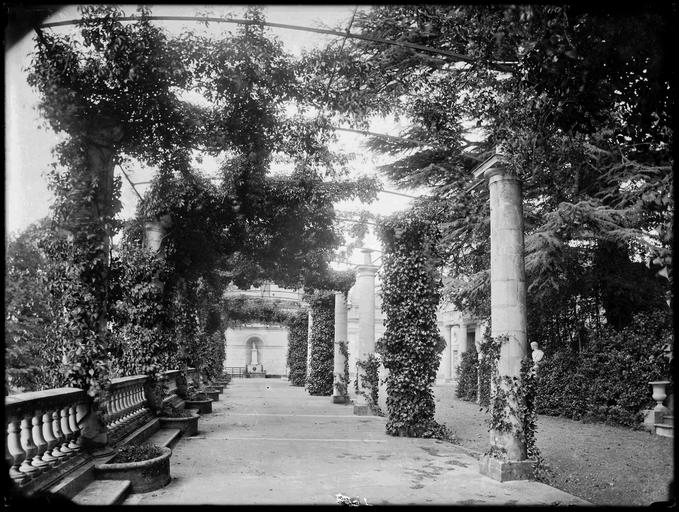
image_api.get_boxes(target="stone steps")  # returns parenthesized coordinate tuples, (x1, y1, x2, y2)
(58, 428, 182, 505)
(72, 479, 131, 505)
(147, 427, 183, 449)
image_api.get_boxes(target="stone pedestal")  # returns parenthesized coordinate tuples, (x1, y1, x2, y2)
(475, 156, 531, 481)
(479, 455, 535, 482)
(353, 249, 379, 415)
(332, 291, 349, 404)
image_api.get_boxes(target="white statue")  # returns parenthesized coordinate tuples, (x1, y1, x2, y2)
(531, 342, 544, 365)
(251, 346, 259, 365)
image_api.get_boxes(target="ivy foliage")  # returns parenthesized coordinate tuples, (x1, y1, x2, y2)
(377, 208, 452, 439)
(286, 311, 309, 387)
(5, 220, 62, 392)
(23, 5, 377, 400)
(334, 340, 350, 400)
(222, 295, 297, 327)
(305, 291, 335, 396)
(355, 354, 383, 416)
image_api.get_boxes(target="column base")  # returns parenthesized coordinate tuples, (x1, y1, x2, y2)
(332, 395, 349, 404)
(479, 454, 535, 482)
(353, 404, 372, 416)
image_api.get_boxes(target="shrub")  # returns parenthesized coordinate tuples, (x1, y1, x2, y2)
(456, 349, 478, 401)
(111, 443, 163, 463)
(534, 310, 672, 426)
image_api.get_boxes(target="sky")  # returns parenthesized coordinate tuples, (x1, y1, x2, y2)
(4, 4, 426, 260)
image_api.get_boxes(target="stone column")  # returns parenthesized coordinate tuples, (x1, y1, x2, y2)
(476, 159, 532, 481)
(353, 248, 379, 415)
(441, 324, 452, 382)
(332, 291, 349, 404)
(458, 322, 468, 354)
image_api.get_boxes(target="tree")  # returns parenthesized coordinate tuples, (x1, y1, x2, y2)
(303, 5, 673, 346)
(5, 220, 61, 392)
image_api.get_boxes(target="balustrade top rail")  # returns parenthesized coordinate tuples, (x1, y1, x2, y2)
(5, 388, 87, 418)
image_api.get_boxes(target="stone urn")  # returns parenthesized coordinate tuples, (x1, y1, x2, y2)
(95, 447, 172, 493)
(651, 381, 671, 412)
(158, 411, 199, 436)
(184, 398, 212, 414)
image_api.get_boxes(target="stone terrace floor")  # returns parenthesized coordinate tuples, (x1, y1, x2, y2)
(125, 378, 589, 506)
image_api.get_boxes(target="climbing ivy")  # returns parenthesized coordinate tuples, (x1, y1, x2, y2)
(305, 291, 335, 396)
(286, 311, 309, 387)
(334, 340, 350, 400)
(377, 209, 453, 439)
(355, 354, 383, 416)
(482, 334, 544, 479)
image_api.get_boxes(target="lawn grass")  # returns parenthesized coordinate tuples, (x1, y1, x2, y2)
(433, 385, 674, 506)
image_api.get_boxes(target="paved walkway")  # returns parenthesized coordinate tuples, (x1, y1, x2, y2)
(126, 379, 589, 505)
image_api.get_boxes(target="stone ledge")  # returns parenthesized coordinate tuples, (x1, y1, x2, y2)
(479, 454, 535, 482)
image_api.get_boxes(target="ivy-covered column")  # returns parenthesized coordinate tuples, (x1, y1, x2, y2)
(332, 291, 349, 404)
(353, 248, 379, 415)
(474, 154, 533, 481)
(305, 308, 313, 392)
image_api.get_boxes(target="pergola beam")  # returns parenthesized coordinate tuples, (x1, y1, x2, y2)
(40, 15, 516, 72)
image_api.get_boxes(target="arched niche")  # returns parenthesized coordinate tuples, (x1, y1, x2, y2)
(245, 336, 264, 366)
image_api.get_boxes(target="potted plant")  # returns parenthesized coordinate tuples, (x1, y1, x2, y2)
(157, 404, 200, 436)
(184, 385, 213, 414)
(94, 442, 171, 493)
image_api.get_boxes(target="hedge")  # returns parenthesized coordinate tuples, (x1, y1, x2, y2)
(457, 310, 673, 427)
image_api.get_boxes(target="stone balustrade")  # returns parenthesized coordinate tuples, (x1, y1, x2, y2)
(5, 368, 198, 489)
(105, 375, 154, 445)
(6, 387, 89, 487)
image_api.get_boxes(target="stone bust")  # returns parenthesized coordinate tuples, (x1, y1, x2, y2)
(531, 342, 544, 364)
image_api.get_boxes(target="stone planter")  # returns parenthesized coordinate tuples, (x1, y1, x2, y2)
(206, 390, 220, 402)
(651, 381, 671, 412)
(158, 412, 199, 436)
(95, 446, 171, 493)
(208, 385, 224, 393)
(184, 399, 212, 414)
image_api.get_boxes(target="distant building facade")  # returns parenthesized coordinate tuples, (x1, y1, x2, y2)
(223, 282, 485, 383)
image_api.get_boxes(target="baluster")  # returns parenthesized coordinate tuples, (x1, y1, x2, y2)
(105, 388, 119, 432)
(7, 418, 29, 484)
(134, 382, 145, 416)
(50, 409, 68, 461)
(118, 385, 131, 425)
(30, 410, 51, 472)
(104, 390, 118, 435)
(128, 384, 138, 416)
(67, 405, 81, 452)
(40, 411, 59, 467)
(18, 416, 41, 477)
(109, 388, 123, 434)
(58, 406, 74, 457)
